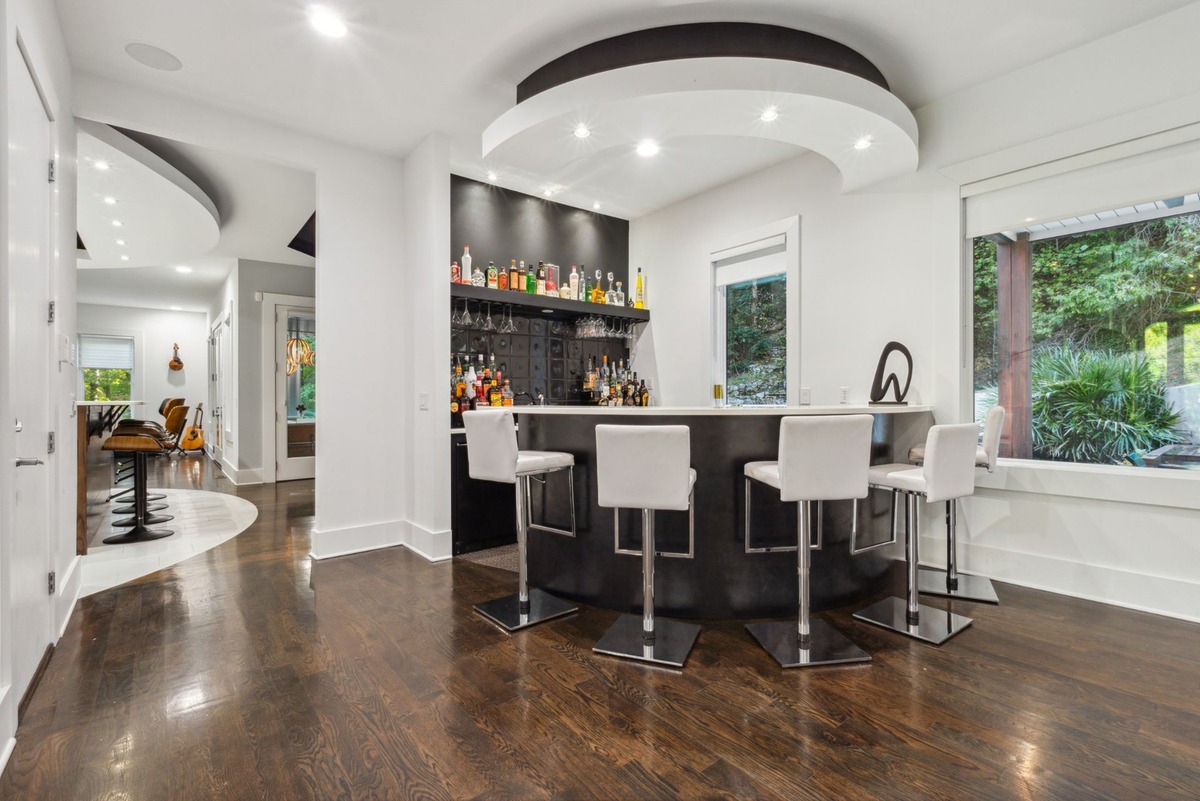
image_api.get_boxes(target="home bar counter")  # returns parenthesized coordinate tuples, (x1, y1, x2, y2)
(515, 404, 932, 619)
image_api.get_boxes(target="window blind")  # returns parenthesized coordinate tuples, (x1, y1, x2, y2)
(714, 242, 787, 288)
(79, 335, 134, 369)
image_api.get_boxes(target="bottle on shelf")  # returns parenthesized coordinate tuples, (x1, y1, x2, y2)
(509, 260, 518, 291)
(569, 266, 579, 301)
(578, 264, 587, 301)
(502, 379, 514, 407)
(498, 262, 508, 290)
(451, 260, 461, 284)
(466, 356, 478, 392)
(639, 378, 650, 407)
(605, 271, 616, 305)
(471, 260, 485, 287)
(592, 270, 605, 303)
(526, 260, 537, 294)
(489, 371, 504, 406)
(487, 261, 498, 289)
(536, 262, 547, 295)
(635, 267, 645, 309)
(615, 281, 626, 306)
(461, 246, 472, 284)
(518, 261, 527, 292)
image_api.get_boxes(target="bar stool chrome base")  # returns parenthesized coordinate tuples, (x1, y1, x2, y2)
(746, 619, 870, 668)
(854, 596, 972, 646)
(918, 567, 999, 604)
(593, 614, 701, 668)
(103, 527, 173, 545)
(474, 588, 577, 633)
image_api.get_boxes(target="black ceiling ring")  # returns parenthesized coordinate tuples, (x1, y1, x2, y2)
(516, 22, 888, 104)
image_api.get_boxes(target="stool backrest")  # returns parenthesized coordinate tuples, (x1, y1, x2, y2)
(462, 409, 518, 483)
(981, 405, 1005, 472)
(778, 414, 874, 502)
(923, 423, 983, 503)
(596, 424, 691, 511)
(164, 405, 189, 437)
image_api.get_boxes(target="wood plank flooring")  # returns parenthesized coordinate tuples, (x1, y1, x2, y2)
(2, 456, 1199, 799)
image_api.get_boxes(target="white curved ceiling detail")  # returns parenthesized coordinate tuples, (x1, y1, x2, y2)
(483, 57, 919, 195)
(77, 119, 220, 269)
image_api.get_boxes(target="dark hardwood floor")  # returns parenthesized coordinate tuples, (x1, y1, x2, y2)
(3, 456, 1199, 800)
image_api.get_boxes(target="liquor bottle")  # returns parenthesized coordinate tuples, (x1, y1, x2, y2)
(569, 266, 579, 301)
(451, 260, 461, 284)
(605, 272, 616, 305)
(502, 380, 514, 407)
(615, 281, 626, 306)
(461, 246, 472, 284)
(518, 261, 527, 292)
(526, 260, 537, 294)
(639, 379, 650, 407)
(600, 355, 609, 384)
(536, 262, 547, 295)
(486, 261, 498, 289)
(578, 265, 587, 301)
(455, 361, 466, 400)
(592, 270, 605, 303)
(489, 372, 503, 406)
(471, 260, 485, 287)
(635, 267, 645, 309)
(466, 358, 478, 393)
(508, 260, 518, 290)
(498, 263, 508, 291)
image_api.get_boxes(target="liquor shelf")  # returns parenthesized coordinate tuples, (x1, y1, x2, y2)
(451, 282, 651, 323)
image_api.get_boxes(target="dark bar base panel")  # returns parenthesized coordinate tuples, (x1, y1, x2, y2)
(520, 412, 897, 620)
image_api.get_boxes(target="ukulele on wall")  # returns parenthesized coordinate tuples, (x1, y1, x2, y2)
(169, 343, 184, 371)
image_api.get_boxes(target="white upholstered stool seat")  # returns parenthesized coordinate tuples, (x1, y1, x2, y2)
(854, 422, 981, 645)
(517, 451, 575, 475)
(593, 424, 701, 668)
(462, 409, 578, 632)
(907, 443, 988, 467)
(743, 414, 875, 669)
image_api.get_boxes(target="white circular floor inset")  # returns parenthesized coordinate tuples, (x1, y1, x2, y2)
(80, 489, 258, 596)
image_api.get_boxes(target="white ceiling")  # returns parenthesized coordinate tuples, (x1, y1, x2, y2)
(55, 0, 1196, 218)
(76, 127, 315, 313)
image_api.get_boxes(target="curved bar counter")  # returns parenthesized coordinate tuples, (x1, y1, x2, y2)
(518, 405, 932, 620)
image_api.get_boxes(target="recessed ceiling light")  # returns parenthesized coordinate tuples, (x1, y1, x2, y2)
(636, 139, 660, 158)
(115, 239, 126, 246)
(486, 171, 498, 182)
(542, 188, 554, 197)
(1025, 217, 1035, 223)
(120, 255, 129, 261)
(592, 201, 602, 210)
(94, 160, 111, 171)
(111, 220, 123, 227)
(760, 106, 779, 122)
(169, 306, 183, 311)
(853, 136, 873, 150)
(125, 42, 182, 72)
(308, 5, 348, 37)
(574, 124, 590, 139)
(103, 196, 117, 205)
(175, 265, 193, 273)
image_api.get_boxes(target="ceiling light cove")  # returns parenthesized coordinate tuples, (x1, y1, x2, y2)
(482, 23, 919, 194)
(636, 139, 660, 158)
(308, 5, 348, 38)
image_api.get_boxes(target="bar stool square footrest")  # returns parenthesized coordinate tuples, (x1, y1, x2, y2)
(918, 568, 999, 604)
(474, 588, 577, 633)
(746, 619, 871, 668)
(593, 614, 701, 668)
(853, 596, 973, 646)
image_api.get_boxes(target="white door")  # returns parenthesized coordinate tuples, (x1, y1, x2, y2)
(207, 317, 225, 462)
(8, 52, 55, 705)
(275, 306, 315, 481)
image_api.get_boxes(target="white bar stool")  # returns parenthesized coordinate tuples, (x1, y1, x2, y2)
(854, 423, 980, 645)
(592, 424, 701, 668)
(908, 405, 1005, 603)
(743, 414, 875, 668)
(462, 409, 577, 632)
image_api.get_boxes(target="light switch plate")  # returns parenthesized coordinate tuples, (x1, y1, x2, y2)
(800, 387, 811, 405)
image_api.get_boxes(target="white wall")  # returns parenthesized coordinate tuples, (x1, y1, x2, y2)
(0, 0, 75, 767)
(77, 303, 209, 422)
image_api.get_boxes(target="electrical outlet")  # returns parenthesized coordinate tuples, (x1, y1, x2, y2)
(839, 386, 850, 404)
(800, 387, 811, 405)
(418, 393, 429, 411)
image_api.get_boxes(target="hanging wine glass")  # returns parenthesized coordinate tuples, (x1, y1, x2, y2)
(460, 301, 473, 328)
(481, 301, 496, 332)
(500, 304, 517, 333)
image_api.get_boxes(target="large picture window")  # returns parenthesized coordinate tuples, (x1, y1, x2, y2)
(714, 240, 788, 406)
(973, 204, 1200, 468)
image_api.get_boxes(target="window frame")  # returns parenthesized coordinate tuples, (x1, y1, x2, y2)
(77, 329, 142, 407)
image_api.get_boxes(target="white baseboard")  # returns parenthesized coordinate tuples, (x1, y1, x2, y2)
(310, 520, 405, 560)
(0, 735, 15, 782)
(56, 555, 81, 639)
(215, 455, 263, 486)
(404, 520, 452, 563)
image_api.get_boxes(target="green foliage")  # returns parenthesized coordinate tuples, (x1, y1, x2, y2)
(725, 276, 786, 405)
(83, 368, 131, 402)
(297, 334, 316, 418)
(1030, 347, 1184, 464)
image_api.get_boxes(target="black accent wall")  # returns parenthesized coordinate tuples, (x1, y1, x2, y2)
(450, 175, 629, 289)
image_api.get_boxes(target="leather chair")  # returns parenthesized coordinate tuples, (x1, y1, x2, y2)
(101, 435, 174, 544)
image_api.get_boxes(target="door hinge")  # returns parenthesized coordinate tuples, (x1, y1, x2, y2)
(47, 301, 56, 324)
(47, 432, 55, 454)
(48, 571, 56, 594)
(48, 159, 56, 183)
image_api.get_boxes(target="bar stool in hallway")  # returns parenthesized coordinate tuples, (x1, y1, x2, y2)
(593, 424, 700, 668)
(462, 409, 578, 632)
(101, 435, 174, 544)
(908, 405, 1005, 603)
(743, 414, 875, 668)
(854, 423, 981, 645)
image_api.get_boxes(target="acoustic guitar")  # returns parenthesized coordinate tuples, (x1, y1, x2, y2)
(169, 343, 184, 371)
(181, 403, 205, 451)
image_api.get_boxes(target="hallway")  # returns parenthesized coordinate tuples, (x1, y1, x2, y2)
(2, 457, 1200, 800)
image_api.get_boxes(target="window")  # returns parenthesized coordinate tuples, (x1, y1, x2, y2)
(79, 334, 134, 402)
(714, 239, 788, 406)
(973, 204, 1200, 468)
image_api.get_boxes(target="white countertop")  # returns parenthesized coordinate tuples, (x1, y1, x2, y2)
(76, 400, 144, 406)
(512, 404, 930, 416)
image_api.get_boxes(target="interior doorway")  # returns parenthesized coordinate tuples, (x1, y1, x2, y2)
(262, 295, 316, 482)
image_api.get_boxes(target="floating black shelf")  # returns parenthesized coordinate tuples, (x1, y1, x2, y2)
(450, 283, 650, 322)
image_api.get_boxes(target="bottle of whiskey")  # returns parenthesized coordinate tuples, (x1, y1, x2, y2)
(635, 267, 645, 309)
(502, 379, 514, 407)
(536, 262, 547, 295)
(508, 260, 518, 290)
(487, 261, 498, 289)
(518, 261, 527, 292)
(498, 262, 508, 290)
(639, 379, 650, 407)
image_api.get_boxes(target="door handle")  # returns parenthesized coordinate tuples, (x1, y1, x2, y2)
(14, 419, 22, 433)
(16, 457, 44, 467)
